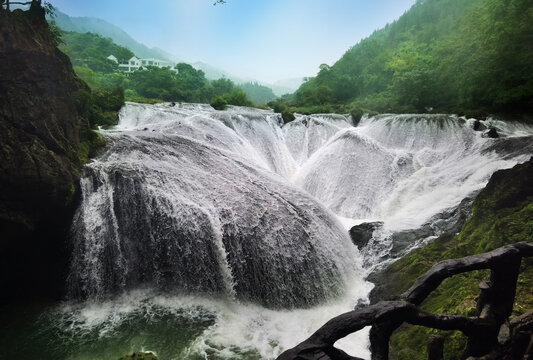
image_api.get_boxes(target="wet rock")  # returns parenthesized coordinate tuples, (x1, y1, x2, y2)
(389, 225, 434, 257)
(389, 193, 476, 259)
(349, 221, 383, 249)
(473, 120, 487, 131)
(482, 136, 533, 159)
(482, 127, 499, 138)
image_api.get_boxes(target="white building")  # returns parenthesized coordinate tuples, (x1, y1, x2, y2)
(107, 55, 118, 63)
(110, 55, 178, 74)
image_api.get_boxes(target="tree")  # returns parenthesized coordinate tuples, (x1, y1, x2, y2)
(211, 78, 235, 97)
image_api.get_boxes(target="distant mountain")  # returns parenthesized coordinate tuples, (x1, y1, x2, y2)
(191, 62, 298, 98)
(271, 78, 304, 97)
(191, 61, 252, 84)
(51, 10, 178, 62)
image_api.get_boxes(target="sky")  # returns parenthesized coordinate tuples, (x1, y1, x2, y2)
(48, 0, 416, 84)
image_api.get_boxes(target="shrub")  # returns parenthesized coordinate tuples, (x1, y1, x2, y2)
(223, 88, 253, 107)
(93, 87, 124, 112)
(210, 96, 227, 110)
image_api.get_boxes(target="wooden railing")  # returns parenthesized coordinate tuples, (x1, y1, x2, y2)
(277, 242, 533, 360)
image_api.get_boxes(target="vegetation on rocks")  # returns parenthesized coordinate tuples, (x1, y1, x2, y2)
(370, 158, 533, 360)
(76, 87, 124, 163)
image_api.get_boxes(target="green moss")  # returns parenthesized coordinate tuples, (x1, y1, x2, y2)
(78, 130, 106, 165)
(118, 352, 158, 360)
(74, 85, 123, 165)
(375, 160, 533, 359)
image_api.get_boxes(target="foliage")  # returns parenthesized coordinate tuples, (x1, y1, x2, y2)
(75, 87, 125, 164)
(46, 19, 63, 46)
(93, 87, 125, 112)
(267, 100, 295, 123)
(293, 0, 533, 117)
(239, 82, 277, 105)
(75, 87, 124, 130)
(211, 78, 235, 97)
(373, 159, 533, 360)
(71, 59, 254, 106)
(210, 96, 227, 110)
(222, 88, 254, 107)
(59, 31, 134, 73)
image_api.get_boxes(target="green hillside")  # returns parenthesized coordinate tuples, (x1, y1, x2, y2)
(292, 0, 532, 117)
(59, 31, 134, 73)
(239, 82, 277, 105)
(51, 10, 176, 61)
(56, 28, 258, 107)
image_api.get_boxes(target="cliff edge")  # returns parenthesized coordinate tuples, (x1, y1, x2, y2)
(0, 8, 86, 300)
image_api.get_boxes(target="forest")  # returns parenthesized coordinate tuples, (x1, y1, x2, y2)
(285, 0, 532, 118)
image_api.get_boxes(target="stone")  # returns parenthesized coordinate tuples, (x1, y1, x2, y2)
(473, 120, 487, 131)
(482, 127, 499, 138)
(349, 221, 383, 249)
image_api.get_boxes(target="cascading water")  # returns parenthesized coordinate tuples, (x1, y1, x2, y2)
(27, 103, 533, 360)
(68, 121, 360, 308)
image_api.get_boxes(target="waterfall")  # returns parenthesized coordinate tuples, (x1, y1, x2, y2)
(63, 102, 533, 359)
(68, 103, 363, 308)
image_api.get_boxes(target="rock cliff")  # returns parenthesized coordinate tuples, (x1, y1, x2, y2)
(0, 8, 86, 301)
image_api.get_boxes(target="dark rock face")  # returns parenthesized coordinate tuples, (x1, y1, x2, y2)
(482, 127, 499, 138)
(473, 120, 487, 131)
(0, 10, 85, 301)
(349, 221, 383, 248)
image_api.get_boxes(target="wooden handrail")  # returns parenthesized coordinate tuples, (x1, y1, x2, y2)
(277, 242, 533, 360)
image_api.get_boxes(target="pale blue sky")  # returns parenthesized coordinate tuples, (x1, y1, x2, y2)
(49, 0, 416, 83)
